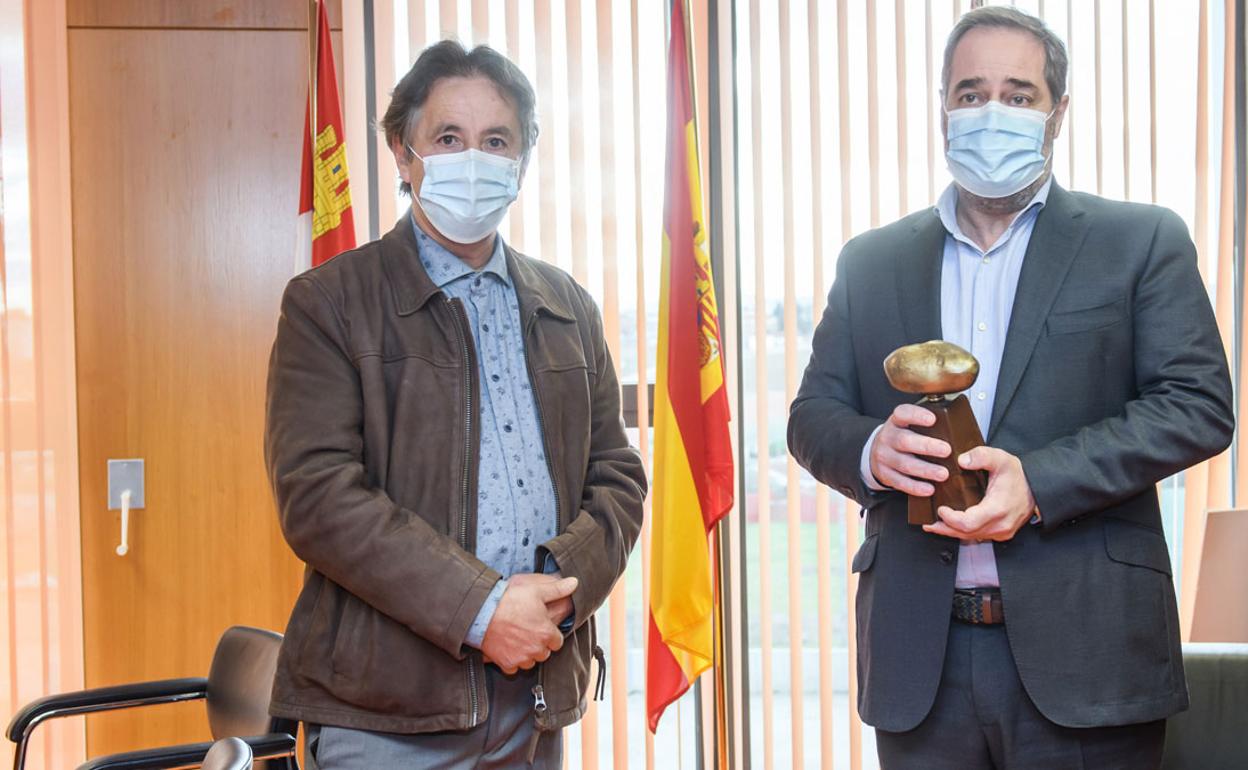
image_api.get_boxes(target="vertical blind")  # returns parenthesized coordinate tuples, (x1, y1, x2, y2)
(0, 1, 86, 768)
(347, 1, 1239, 769)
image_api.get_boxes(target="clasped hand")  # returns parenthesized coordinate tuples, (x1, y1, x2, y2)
(869, 404, 1036, 542)
(480, 572, 578, 674)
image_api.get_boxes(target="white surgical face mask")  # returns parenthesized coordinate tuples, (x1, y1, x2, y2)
(944, 100, 1054, 199)
(409, 147, 521, 244)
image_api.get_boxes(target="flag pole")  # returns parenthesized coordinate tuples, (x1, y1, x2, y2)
(308, 0, 319, 149)
(684, 0, 703, 173)
(713, 532, 731, 769)
(682, 0, 734, 766)
(682, 0, 736, 766)
(681, 1, 714, 765)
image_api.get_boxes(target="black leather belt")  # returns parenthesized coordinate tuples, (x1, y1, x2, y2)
(952, 588, 1005, 625)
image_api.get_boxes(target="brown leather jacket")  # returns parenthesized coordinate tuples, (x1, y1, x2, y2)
(264, 218, 647, 734)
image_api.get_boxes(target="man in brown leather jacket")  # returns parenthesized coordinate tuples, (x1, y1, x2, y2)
(264, 41, 646, 768)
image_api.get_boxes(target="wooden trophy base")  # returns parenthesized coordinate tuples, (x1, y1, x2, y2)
(907, 394, 988, 525)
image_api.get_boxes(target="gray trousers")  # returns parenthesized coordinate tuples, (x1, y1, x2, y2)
(875, 621, 1165, 769)
(304, 667, 562, 769)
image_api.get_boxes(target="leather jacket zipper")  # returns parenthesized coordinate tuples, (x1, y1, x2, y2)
(527, 672, 550, 763)
(590, 615, 607, 701)
(448, 297, 481, 728)
(532, 674, 549, 726)
(525, 308, 561, 762)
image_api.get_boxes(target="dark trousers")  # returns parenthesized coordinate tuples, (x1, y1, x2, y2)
(875, 621, 1165, 770)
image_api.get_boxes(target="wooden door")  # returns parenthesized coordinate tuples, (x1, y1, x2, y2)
(67, 1, 339, 755)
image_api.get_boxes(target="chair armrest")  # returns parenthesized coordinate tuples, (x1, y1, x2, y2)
(75, 733, 296, 770)
(75, 740, 216, 770)
(7, 677, 208, 742)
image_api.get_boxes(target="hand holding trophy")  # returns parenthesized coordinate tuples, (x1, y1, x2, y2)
(883, 341, 988, 526)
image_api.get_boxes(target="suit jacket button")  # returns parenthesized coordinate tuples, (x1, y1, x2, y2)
(939, 550, 954, 564)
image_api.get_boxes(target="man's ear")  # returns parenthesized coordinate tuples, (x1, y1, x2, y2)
(939, 93, 950, 146)
(518, 152, 531, 187)
(1050, 94, 1071, 140)
(391, 139, 415, 188)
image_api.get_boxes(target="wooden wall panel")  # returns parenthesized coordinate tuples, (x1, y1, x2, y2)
(68, 26, 305, 755)
(67, 0, 342, 30)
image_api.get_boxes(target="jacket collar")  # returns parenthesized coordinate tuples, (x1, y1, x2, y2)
(504, 244, 576, 323)
(379, 215, 574, 322)
(987, 181, 1088, 439)
(896, 210, 948, 345)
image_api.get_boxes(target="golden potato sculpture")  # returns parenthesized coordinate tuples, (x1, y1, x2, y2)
(884, 340, 980, 397)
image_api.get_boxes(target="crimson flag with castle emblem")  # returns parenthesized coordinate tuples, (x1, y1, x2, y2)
(297, 0, 355, 267)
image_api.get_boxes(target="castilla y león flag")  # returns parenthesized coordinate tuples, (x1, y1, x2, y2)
(297, 0, 354, 268)
(647, 0, 734, 733)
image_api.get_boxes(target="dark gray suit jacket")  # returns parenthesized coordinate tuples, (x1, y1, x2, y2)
(788, 183, 1234, 732)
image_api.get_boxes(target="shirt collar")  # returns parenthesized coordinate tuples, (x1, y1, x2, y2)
(934, 176, 1053, 251)
(410, 212, 511, 289)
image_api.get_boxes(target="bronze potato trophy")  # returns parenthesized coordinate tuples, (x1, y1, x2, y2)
(883, 341, 988, 526)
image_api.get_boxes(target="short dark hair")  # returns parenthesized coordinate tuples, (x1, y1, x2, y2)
(942, 6, 1068, 103)
(381, 40, 539, 196)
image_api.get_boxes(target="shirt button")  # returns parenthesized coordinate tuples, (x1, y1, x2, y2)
(977, 392, 987, 401)
(517, 479, 525, 488)
(504, 423, 513, 433)
(977, 322, 987, 332)
(940, 550, 954, 564)
(983, 256, 992, 264)
(474, 277, 482, 287)
(491, 374, 500, 382)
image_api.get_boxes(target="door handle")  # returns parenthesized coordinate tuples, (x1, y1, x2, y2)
(116, 490, 131, 556)
(107, 459, 145, 557)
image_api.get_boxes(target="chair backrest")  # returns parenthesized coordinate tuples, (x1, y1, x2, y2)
(1161, 643, 1248, 769)
(205, 626, 284, 739)
(202, 737, 254, 770)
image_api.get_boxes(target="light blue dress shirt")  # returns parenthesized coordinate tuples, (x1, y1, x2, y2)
(860, 178, 1051, 588)
(410, 218, 559, 647)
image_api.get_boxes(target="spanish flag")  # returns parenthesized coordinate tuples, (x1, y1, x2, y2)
(647, 0, 734, 733)
(297, 0, 354, 268)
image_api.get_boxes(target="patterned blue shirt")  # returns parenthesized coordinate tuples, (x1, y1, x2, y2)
(411, 218, 559, 647)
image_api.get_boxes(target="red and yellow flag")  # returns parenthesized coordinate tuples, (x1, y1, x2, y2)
(647, 0, 734, 733)
(297, 0, 354, 267)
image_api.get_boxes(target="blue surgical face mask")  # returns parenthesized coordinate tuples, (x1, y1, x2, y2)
(408, 147, 521, 244)
(944, 100, 1055, 199)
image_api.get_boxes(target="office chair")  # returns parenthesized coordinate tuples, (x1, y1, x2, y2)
(1161, 643, 1248, 770)
(8, 626, 297, 770)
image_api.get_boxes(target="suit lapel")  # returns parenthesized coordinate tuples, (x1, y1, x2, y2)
(896, 212, 948, 345)
(987, 183, 1090, 440)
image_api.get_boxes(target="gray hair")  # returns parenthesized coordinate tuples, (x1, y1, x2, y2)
(381, 40, 538, 196)
(942, 6, 1068, 103)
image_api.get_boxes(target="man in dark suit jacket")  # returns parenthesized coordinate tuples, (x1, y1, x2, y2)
(788, 7, 1233, 769)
